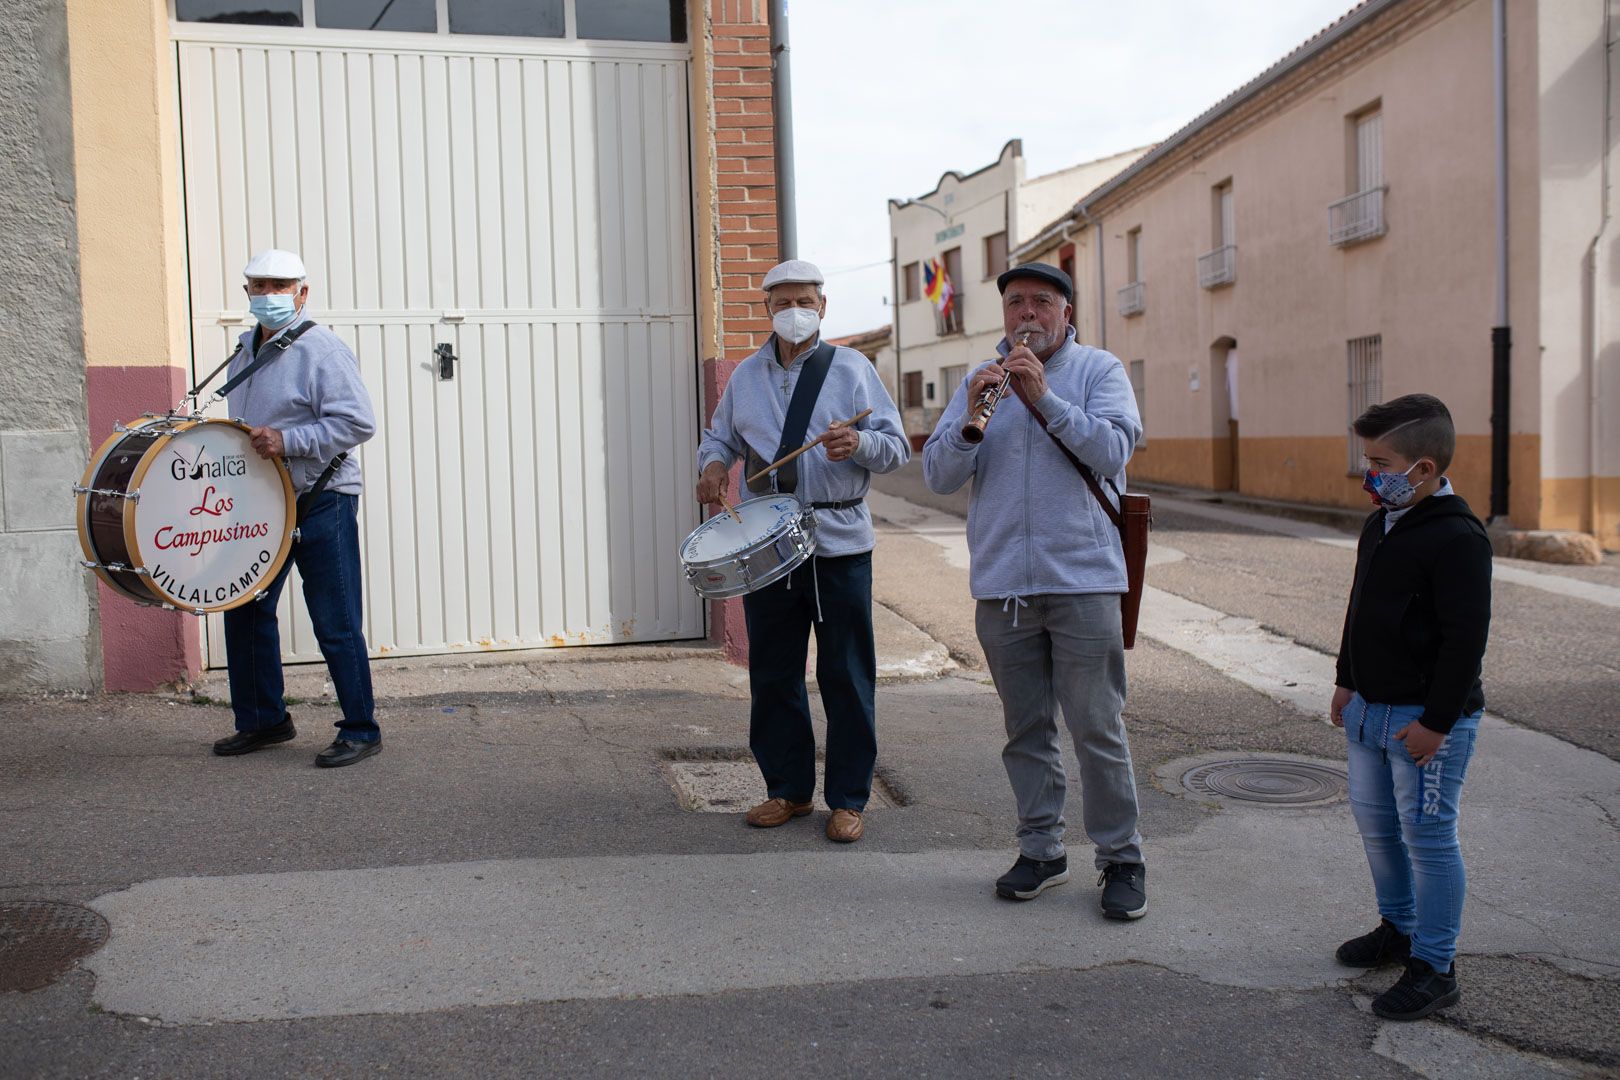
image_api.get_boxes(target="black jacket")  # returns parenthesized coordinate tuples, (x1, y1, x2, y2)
(1335, 491, 1492, 734)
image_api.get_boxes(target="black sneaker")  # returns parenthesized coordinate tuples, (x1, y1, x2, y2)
(1371, 956, 1460, 1021)
(1336, 918, 1411, 968)
(995, 855, 1069, 901)
(1098, 862, 1147, 920)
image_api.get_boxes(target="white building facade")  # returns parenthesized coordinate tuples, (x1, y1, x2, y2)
(887, 140, 1146, 441)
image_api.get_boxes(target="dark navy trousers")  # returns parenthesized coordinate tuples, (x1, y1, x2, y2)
(742, 552, 877, 810)
(223, 491, 378, 742)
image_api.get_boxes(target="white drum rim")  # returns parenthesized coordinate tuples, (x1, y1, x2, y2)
(680, 494, 811, 571)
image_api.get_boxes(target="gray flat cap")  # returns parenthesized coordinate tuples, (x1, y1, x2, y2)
(762, 259, 825, 290)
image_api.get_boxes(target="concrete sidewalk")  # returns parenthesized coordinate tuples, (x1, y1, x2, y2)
(188, 598, 955, 711)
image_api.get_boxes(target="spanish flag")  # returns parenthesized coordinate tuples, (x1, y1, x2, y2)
(922, 256, 954, 316)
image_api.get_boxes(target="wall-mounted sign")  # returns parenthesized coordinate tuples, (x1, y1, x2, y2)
(935, 223, 965, 244)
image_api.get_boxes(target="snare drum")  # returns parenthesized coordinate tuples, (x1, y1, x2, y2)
(678, 494, 817, 599)
(75, 416, 296, 613)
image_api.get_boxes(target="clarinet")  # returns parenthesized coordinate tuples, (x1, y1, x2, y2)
(960, 333, 1030, 444)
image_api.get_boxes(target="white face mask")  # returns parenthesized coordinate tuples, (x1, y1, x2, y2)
(772, 306, 821, 344)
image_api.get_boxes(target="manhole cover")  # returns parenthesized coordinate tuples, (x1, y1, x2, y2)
(1180, 758, 1348, 806)
(0, 901, 109, 992)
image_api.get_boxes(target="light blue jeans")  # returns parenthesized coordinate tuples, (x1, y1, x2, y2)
(1343, 693, 1481, 970)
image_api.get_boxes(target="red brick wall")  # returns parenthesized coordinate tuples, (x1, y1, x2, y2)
(700, 0, 780, 660)
(708, 0, 778, 355)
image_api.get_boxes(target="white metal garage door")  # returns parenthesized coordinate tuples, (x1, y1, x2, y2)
(175, 23, 703, 664)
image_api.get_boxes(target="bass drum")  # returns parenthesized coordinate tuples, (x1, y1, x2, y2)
(76, 416, 296, 613)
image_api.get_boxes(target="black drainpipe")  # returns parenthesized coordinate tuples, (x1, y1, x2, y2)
(1489, 0, 1512, 522)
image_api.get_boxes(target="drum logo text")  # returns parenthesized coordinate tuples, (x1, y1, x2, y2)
(171, 452, 248, 482)
(150, 549, 275, 607)
(153, 519, 273, 556)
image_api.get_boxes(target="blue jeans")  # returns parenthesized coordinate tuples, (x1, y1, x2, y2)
(223, 492, 378, 742)
(1343, 693, 1480, 969)
(741, 553, 877, 810)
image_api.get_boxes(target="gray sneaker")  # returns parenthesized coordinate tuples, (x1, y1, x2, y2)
(1098, 862, 1147, 920)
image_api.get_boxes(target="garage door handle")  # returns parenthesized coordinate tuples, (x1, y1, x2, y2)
(435, 342, 456, 381)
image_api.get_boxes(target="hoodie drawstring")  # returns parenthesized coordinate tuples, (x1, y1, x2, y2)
(811, 557, 824, 623)
(1001, 594, 1029, 628)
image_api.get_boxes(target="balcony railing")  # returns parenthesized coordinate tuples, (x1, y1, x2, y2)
(1329, 187, 1387, 246)
(1197, 244, 1237, 289)
(1117, 280, 1145, 317)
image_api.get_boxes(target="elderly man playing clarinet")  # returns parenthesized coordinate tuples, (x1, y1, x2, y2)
(695, 259, 909, 843)
(923, 262, 1148, 918)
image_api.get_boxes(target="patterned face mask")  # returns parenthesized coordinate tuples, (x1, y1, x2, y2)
(1361, 461, 1422, 508)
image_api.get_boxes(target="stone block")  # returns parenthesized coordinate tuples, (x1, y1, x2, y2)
(0, 530, 94, 691)
(1488, 527, 1604, 566)
(0, 530, 92, 641)
(1, 429, 85, 532)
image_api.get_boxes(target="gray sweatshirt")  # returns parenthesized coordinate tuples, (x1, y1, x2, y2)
(923, 328, 1141, 600)
(227, 314, 376, 495)
(697, 337, 909, 557)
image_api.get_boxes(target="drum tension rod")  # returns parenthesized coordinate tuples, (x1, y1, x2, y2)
(80, 560, 151, 577)
(72, 484, 139, 500)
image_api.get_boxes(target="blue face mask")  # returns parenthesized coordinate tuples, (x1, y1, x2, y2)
(248, 292, 298, 330)
(1361, 461, 1422, 508)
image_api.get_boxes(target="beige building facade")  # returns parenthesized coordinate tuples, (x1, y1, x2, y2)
(0, 0, 784, 693)
(888, 140, 1145, 441)
(1015, 0, 1620, 550)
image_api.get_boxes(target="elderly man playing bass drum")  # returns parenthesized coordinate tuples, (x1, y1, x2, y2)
(212, 249, 380, 768)
(695, 259, 909, 843)
(923, 262, 1148, 918)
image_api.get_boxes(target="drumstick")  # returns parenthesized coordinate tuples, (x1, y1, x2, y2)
(746, 409, 874, 485)
(717, 493, 743, 525)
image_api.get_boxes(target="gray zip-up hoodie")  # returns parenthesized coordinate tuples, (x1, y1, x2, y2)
(227, 314, 376, 495)
(923, 328, 1141, 600)
(697, 337, 909, 557)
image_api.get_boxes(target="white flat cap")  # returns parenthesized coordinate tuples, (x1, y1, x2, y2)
(762, 258, 824, 290)
(243, 249, 307, 280)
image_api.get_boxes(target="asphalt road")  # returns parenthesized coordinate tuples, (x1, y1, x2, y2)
(2, 461, 1616, 1077)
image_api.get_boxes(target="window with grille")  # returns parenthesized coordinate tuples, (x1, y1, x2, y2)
(935, 246, 964, 335)
(176, 0, 689, 41)
(1347, 335, 1383, 470)
(983, 232, 1009, 279)
(1129, 360, 1147, 444)
(903, 371, 924, 409)
(940, 364, 968, 401)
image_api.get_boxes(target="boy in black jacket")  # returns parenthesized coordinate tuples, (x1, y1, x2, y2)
(1330, 394, 1492, 1021)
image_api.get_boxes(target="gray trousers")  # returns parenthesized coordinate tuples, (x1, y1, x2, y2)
(976, 593, 1143, 869)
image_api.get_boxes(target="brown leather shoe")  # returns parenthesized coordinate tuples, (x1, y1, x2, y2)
(826, 808, 864, 843)
(746, 797, 813, 828)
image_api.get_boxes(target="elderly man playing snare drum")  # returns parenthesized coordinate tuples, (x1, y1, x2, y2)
(695, 259, 909, 843)
(211, 249, 380, 768)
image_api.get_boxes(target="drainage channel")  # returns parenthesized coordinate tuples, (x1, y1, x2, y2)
(0, 901, 109, 992)
(661, 748, 908, 813)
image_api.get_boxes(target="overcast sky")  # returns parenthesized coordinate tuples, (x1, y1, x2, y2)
(785, 0, 1362, 337)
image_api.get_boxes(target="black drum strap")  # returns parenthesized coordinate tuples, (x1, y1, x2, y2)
(295, 451, 349, 523)
(746, 338, 835, 494)
(213, 320, 318, 399)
